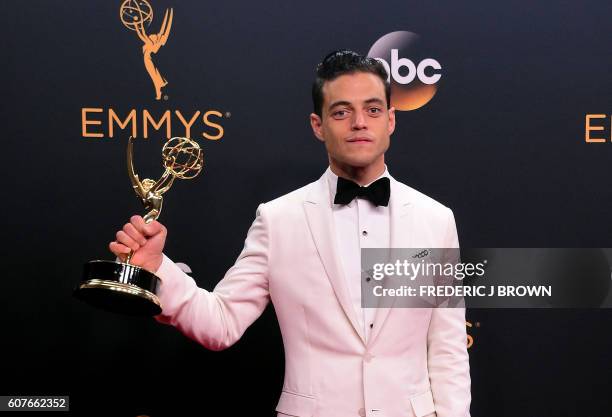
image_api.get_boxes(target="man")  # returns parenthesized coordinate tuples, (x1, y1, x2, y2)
(110, 50, 471, 417)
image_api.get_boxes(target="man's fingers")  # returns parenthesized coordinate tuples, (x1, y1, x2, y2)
(130, 215, 165, 237)
(123, 223, 147, 246)
(143, 220, 165, 237)
(109, 241, 131, 255)
(130, 215, 146, 233)
(116, 231, 140, 251)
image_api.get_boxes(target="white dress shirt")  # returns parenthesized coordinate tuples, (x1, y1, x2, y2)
(325, 166, 391, 342)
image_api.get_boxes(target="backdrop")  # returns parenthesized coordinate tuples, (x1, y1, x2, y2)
(2, 0, 611, 415)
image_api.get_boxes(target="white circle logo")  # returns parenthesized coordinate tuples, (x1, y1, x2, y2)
(368, 31, 442, 111)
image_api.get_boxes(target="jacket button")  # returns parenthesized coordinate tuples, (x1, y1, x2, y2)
(358, 407, 366, 417)
(364, 352, 374, 363)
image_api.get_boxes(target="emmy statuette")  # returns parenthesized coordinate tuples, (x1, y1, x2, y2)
(75, 136, 203, 315)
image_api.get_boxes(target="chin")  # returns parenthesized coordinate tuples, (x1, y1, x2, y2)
(340, 157, 379, 168)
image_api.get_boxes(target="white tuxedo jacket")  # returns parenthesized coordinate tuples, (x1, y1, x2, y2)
(154, 172, 471, 417)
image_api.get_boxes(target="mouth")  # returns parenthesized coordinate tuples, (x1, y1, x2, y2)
(346, 136, 373, 143)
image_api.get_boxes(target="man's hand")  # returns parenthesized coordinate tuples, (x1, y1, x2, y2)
(109, 215, 166, 272)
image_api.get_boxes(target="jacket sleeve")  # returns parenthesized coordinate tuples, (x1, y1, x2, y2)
(427, 209, 471, 416)
(153, 203, 271, 351)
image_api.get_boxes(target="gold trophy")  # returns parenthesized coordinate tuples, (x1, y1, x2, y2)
(75, 136, 203, 315)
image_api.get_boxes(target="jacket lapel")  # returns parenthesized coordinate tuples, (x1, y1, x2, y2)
(368, 176, 413, 346)
(303, 174, 366, 345)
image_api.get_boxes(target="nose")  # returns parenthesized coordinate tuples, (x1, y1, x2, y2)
(351, 111, 367, 130)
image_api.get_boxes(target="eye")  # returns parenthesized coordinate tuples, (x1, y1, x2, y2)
(332, 109, 350, 119)
(368, 107, 382, 115)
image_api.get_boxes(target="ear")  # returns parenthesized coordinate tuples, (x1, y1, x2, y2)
(310, 113, 325, 142)
(387, 106, 396, 136)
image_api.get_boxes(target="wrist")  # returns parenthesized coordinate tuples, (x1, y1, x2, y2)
(141, 255, 163, 274)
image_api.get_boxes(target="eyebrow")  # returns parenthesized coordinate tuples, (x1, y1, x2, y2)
(328, 97, 385, 111)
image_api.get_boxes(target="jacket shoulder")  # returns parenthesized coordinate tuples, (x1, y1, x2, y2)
(259, 180, 317, 215)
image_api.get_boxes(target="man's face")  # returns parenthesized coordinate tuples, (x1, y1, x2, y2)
(310, 71, 395, 170)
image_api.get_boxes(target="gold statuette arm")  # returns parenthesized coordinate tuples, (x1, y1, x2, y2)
(148, 168, 175, 196)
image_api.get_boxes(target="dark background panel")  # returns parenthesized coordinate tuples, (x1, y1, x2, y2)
(1, 0, 611, 415)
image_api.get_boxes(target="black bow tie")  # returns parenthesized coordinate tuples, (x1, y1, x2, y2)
(334, 177, 391, 207)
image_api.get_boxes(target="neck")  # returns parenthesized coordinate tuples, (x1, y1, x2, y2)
(329, 158, 386, 186)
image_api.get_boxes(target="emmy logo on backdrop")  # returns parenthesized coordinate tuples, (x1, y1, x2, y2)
(75, 137, 203, 315)
(120, 0, 173, 100)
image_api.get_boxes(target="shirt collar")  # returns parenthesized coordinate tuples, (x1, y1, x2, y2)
(325, 165, 390, 208)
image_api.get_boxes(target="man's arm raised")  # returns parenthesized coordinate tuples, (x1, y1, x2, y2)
(109, 205, 271, 351)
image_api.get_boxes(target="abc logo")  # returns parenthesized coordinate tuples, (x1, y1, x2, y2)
(375, 51, 441, 85)
(368, 31, 441, 111)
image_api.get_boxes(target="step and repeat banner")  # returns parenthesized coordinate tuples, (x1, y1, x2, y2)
(3, 0, 611, 415)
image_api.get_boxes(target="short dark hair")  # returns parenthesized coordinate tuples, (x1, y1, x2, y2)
(312, 49, 391, 117)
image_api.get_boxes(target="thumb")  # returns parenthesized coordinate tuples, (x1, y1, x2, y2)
(143, 220, 165, 237)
